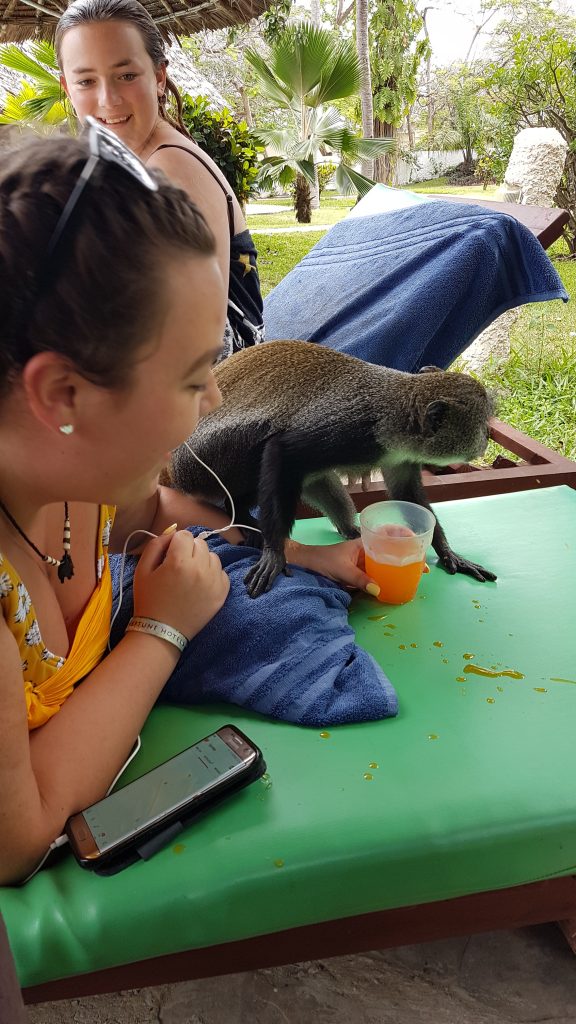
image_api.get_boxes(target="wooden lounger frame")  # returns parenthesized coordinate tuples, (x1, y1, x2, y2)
(23, 877, 576, 1003)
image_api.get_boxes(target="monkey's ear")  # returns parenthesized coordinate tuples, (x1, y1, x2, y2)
(423, 400, 450, 436)
(418, 364, 442, 374)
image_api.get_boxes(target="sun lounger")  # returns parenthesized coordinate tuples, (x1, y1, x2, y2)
(1, 444, 575, 1004)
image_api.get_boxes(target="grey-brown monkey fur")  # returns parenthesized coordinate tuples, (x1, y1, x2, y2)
(171, 341, 497, 597)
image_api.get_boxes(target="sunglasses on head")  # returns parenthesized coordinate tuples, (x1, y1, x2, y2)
(47, 115, 158, 260)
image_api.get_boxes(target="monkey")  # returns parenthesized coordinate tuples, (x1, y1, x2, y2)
(171, 341, 497, 598)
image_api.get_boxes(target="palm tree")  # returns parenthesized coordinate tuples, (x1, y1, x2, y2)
(356, 0, 374, 180)
(245, 23, 395, 223)
(0, 42, 72, 128)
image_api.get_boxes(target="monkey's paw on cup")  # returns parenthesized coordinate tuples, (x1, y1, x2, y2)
(360, 501, 436, 605)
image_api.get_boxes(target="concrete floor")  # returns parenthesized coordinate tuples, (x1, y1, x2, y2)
(27, 925, 576, 1024)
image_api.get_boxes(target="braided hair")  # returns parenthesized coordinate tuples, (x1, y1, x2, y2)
(0, 133, 215, 397)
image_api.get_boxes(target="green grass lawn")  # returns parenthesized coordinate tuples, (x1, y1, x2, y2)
(251, 187, 575, 459)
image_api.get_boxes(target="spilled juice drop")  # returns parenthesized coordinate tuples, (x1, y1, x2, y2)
(173, 843, 186, 855)
(363, 772, 374, 781)
(550, 677, 576, 685)
(442, 658, 449, 664)
(456, 676, 465, 682)
(496, 686, 504, 693)
(273, 859, 285, 869)
(410, 643, 418, 648)
(463, 653, 474, 661)
(486, 697, 496, 704)
(368, 762, 379, 769)
(463, 665, 524, 680)
(433, 641, 444, 648)
(428, 734, 439, 740)
(534, 687, 548, 693)
(399, 644, 406, 650)
(319, 731, 330, 739)
(368, 614, 388, 621)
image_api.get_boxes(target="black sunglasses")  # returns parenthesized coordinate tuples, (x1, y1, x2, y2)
(46, 115, 158, 260)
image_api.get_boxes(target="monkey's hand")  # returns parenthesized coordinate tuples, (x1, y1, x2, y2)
(244, 550, 292, 598)
(437, 550, 497, 583)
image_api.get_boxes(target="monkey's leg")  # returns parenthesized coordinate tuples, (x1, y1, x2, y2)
(236, 506, 264, 549)
(302, 472, 360, 539)
(243, 434, 302, 598)
(383, 463, 497, 583)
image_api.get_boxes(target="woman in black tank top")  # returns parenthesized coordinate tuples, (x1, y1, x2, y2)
(57, 0, 265, 359)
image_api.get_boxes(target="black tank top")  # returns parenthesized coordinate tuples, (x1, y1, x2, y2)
(151, 144, 265, 355)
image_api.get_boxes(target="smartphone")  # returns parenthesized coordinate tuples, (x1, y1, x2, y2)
(65, 725, 265, 875)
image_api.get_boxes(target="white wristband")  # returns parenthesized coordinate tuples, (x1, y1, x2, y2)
(126, 616, 188, 654)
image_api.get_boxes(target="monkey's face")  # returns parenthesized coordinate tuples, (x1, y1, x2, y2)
(416, 376, 496, 465)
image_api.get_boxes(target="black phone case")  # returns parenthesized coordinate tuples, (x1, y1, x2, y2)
(70, 728, 266, 876)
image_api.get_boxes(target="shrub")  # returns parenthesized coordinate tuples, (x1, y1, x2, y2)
(317, 162, 337, 194)
(180, 95, 263, 206)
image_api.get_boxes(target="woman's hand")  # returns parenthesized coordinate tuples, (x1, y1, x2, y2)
(133, 530, 230, 639)
(286, 538, 378, 594)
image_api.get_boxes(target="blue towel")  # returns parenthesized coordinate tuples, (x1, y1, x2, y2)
(263, 201, 568, 370)
(109, 527, 398, 727)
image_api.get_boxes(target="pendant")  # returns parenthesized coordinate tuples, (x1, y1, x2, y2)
(58, 551, 75, 583)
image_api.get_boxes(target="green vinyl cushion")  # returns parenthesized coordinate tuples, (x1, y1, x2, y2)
(2, 487, 576, 988)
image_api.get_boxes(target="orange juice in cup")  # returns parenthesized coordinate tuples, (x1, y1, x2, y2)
(360, 501, 436, 605)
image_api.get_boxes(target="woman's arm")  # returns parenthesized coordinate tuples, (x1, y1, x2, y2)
(113, 485, 375, 592)
(0, 531, 229, 885)
(147, 147, 244, 287)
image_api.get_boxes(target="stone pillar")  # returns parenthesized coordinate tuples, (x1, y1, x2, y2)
(461, 127, 568, 373)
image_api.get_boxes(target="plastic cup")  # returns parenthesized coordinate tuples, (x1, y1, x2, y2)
(360, 501, 436, 605)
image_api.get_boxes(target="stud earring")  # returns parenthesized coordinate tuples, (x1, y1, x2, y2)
(59, 424, 74, 435)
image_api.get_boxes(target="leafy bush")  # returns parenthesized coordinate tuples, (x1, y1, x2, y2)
(180, 94, 263, 206)
(317, 162, 337, 194)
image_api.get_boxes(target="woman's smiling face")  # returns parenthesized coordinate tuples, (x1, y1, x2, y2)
(60, 20, 165, 153)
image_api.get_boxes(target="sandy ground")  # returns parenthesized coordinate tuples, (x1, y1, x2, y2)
(27, 925, 576, 1024)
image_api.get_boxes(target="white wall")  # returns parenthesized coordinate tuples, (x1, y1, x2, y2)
(392, 150, 464, 185)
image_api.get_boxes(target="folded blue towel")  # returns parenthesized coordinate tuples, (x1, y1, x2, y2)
(263, 201, 568, 370)
(109, 528, 398, 727)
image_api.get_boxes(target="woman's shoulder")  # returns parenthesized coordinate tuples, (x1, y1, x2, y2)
(147, 128, 221, 181)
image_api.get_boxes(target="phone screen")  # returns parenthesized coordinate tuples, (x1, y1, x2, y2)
(83, 734, 248, 854)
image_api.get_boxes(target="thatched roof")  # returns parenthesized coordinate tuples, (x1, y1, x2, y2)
(0, 40, 228, 107)
(0, 0, 271, 44)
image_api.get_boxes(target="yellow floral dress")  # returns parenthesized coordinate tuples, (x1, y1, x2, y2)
(0, 505, 115, 730)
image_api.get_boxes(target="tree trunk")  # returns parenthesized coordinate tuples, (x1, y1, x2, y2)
(421, 8, 434, 144)
(238, 84, 253, 127)
(356, 0, 374, 179)
(309, 0, 321, 24)
(310, 165, 320, 209)
(373, 117, 396, 183)
(405, 108, 415, 150)
(294, 173, 312, 223)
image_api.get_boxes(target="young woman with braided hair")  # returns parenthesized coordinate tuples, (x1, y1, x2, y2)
(0, 127, 232, 885)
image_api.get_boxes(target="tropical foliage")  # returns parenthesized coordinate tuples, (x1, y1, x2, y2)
(0, 41, 71, 128)
(245, 22, 395, 221)
(482, 6, 576, 254)
(180, 94, 263, 205)
(369, 0, 430, 180)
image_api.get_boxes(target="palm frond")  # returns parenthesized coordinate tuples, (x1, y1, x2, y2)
(244, 47, 294, 108)
(23, 94, 66, 122)
(270, 23, 330, 99)
(310, 40, 362, 106)
(338, 130, 397, 160)
(28, 39, 59, 71)
(0, 44, 60, 88)
(335, 163, 377, 198)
